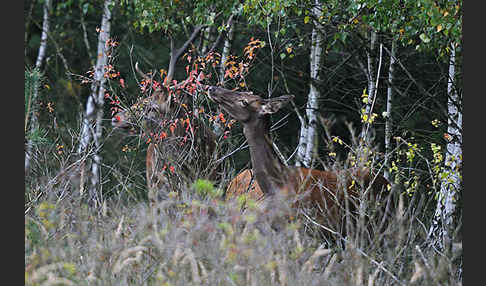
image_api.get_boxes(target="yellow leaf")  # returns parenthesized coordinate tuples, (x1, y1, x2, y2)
(361, 88, 368, 97)
(286, 47, 292, 53)
(362, 114, 368, 122)
(431, 119, 440, 127)
(304, 16, 310, 24)
(437, 24, 443, 32)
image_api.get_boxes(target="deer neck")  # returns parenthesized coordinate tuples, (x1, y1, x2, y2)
(243, 119, 288, 196)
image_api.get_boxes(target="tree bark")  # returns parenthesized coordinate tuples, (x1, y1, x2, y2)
(25, 0, 52, 174)
(384, 39, 396, 181)
(77, 0, 113, 205)
(429, 43, 462, 250)
(165, 25, 205, 86)
(220, 15, 235, 86)
(360, 30, 378, 141)
(295, 0, 323, 168)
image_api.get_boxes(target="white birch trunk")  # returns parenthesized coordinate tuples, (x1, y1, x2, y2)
(25, 0, 51, 174)
(78, 0, 113, 204)
(360, 30, 378, 140)
(384, 40, 396, 181)
(365, 30, 377, 115)
(429, 43, 462, 249)
(296, 1, 323, 168)
(220, 16, 235, 85)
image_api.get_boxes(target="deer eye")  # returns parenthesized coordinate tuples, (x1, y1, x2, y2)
(239, 99, 249, 107)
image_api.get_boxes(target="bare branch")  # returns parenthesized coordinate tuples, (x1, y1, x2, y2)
(166, 25, 207, 85)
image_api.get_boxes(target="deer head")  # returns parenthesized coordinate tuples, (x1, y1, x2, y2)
(111, 63, 177, 133)
(208, 86, 294, 196)
(207, 86, 293, 123)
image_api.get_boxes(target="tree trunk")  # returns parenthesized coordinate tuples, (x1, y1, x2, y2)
(429, 43, 462, 250)
(295, 0, 323, 168)
(360, 30, 378, 141)
(220, 15, 235, 86)
(77, 0, 113, 206)
(165, 25, 205, 86)
(25, 0, 51, 175)
(366, 30, 377, 114)
(384, 39, 396, 181)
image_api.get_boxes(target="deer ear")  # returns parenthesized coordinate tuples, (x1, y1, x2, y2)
(259, 95, 294, 115)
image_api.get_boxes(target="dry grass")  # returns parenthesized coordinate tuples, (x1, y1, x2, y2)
(25, 174, 462, 286)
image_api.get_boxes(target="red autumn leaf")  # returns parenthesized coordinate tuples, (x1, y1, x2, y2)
(119, 78, 125, 88)
(218, 113, 226, 123)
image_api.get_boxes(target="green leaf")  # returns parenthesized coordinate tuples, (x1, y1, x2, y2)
(82, 3, 89, 15)
(304, 16, 310, 24)
(419, 33, 430, 43)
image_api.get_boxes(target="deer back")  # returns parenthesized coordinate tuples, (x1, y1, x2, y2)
(225, 169, 263, 201)
(225, 166, 391, 233)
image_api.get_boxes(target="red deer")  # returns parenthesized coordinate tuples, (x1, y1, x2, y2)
(208, 86, 392, 237)
(112, 64, 219, 204)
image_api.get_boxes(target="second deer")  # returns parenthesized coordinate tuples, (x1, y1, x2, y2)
(112, 64, 219, 203)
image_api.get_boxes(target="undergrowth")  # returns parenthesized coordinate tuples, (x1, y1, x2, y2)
(25, 174, 462, 285)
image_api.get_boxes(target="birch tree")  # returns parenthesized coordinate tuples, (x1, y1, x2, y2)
(220, 14, 236, 86)
(428, 42, 462, 250)
(383, 40, 396, 181)
(295, 0, 324, 168)
(77, 0, 113, 205)
(25, 0, 52, 174)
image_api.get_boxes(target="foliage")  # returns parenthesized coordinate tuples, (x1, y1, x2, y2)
(25, 67, 49, 147)
(344, 0, 461, 56)
(126, 0, 239, 33)
(192, 179, 223, 198)
(25, 68, 42, 131)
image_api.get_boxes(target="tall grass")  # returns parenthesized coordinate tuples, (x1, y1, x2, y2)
(25, 174, 462, 285)
(25, 119, 462, 285)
